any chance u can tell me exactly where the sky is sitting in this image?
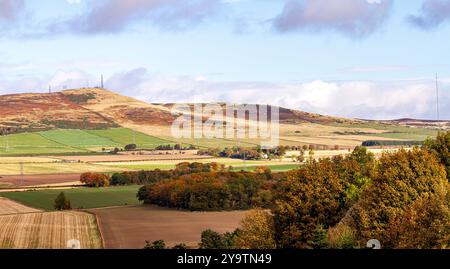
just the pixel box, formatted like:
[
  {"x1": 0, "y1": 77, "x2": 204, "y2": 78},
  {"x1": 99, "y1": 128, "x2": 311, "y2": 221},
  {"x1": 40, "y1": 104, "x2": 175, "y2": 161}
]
[{"x1": 0, "y1": 0, "x2": 449, "y2": 120}]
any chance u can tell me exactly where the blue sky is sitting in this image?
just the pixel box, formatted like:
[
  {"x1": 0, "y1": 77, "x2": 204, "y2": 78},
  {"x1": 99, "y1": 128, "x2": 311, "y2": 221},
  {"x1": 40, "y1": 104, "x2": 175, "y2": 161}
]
[{"x1": 0, "y1": 0, "x2": 449, "y2": 120}]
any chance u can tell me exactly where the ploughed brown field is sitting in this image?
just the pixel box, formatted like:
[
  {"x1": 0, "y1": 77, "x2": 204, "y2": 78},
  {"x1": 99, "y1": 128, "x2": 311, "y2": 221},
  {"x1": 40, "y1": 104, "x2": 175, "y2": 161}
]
[
  {"x1": 0, "y1": 173, "x2": 81, "y2": 187},
  {"x1": 89, "y1": 205, "x2": 248, "y2": 249}
]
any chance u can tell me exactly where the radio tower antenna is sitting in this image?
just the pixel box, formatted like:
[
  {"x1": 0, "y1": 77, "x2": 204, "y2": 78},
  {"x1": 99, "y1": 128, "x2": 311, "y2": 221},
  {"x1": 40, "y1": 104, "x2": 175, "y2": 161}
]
[
  {"x1": 436, "y1": 73, "x2": 440, "y2": 121},
  {"x1": 101, "y1": 75, "x2": 104, "y2": 89}
]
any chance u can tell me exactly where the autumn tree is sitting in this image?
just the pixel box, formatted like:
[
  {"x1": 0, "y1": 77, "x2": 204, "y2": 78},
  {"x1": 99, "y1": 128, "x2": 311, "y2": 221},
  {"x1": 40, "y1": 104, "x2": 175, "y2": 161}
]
[
  {"x1": 235, "y1": 209, "x2": 276, "y2": 249},
  {"x1": 424, "y1": 131, "x2": 450, "y2": 180},
  {"x1": 343, "y1": 148, "x2": 448, "y2": 249},
  {"x1": 272, "y1": 158, "x2": 346, "y2": 248},
  {"x1": 394, "y1": 194, "x2": 450, "y2": 249},
  {"x1": 80, "y1": 172, "x2": 110, "y2": 187}
]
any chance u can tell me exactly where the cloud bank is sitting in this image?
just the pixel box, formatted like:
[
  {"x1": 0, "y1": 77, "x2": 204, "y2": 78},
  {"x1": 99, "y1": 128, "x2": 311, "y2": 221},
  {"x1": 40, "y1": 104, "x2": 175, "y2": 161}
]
[
  {"x1": 0, "y1": 0, "x2": 24, "y2": 21},
  {"x1": 408, "y1": 0, "x2": 450, "y2": 29},
  {"x1": 0, "y1": 0, "x2": 24, "y2": 33},
  {"x1": 273, "y1": 0, "x2": 393, "y2": 37},
  {"x1": 49, "y1": 0, "x2": 223, "y2": 34}
]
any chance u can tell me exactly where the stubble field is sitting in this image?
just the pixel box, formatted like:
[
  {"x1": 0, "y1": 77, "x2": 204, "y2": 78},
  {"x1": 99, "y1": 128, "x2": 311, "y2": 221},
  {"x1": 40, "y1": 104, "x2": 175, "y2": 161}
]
[{"x1": 0, "y1": 211, "x2": 102, "y2": 249}]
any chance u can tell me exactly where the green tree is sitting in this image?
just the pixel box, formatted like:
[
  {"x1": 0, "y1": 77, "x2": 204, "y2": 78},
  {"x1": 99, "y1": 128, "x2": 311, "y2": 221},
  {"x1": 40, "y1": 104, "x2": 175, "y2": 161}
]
[
  {"x1": 111, "y1": 172, "x2": 132, "y2": 186},
  {"x1": 144, "y1": 240, "x2": 166, "y2": 249},
  {"x1": 54, "y1": 192, "x2": 72, "y2": 211},
  {"x1": 308, "y1": 225, "x2": 329, "y2": 249},
  {"x1": 199, "y1": 229, "x2": 239, "y2": 249},
  {"x1": 125, "y1": 144, "x2": 137, "y2": 151},
  {"x1": 172, "y1": 243, "x2": 188, "y2": 249},
  {"x1": 199, "y1": 229, "x2": 225, "y2": 249}
]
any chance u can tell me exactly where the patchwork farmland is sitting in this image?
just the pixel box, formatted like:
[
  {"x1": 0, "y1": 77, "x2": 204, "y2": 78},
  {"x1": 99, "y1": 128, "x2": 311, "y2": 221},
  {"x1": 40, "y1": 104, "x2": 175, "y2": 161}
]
[
  {"x1": 0, "y1": 88, "x2": 447, "y2": 249},
  {"x1": 0, "y1": 128, "x2": 176, "y2": 155},
  {"x1": 0, "y1": 185, "x2": 142, "y2": 211}
]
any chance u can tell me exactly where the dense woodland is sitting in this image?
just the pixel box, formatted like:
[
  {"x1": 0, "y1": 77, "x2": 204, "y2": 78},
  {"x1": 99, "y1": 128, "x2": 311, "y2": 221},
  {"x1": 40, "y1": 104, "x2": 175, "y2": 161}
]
[
  {"x1": 84, "y1": 131, "x2": 450, "y2": 249},
  {"x1": 193, "y1": 132, "x2": 450, "y2": 249}
]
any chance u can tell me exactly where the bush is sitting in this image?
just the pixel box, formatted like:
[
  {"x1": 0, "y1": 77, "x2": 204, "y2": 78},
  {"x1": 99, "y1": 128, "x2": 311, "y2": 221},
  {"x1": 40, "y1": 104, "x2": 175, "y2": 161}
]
[
  {"x1": 111, "y1": 172, "x2": 132, "y2": 186},
  {"x1": 54, "y1": 192, "x2": 72, "y2": 211},
  {"x1": 172, "y1": 243, "x2": 188, "y2": 249},
  {"x1": 199, "y1": 229, "x2": 240, "y2": 249},
  {"x1": 327, "y1": 224, "x2": 358, "y2": 249},
  {"x1": 144, "y1": 240, "x2": 166, "y2": 249},
  {"x1": 125, "y1": 144, "x2": 137, "y2": 151},
  {"x1": 80, "y1": 172, "x2": 110, "y2": 187}
]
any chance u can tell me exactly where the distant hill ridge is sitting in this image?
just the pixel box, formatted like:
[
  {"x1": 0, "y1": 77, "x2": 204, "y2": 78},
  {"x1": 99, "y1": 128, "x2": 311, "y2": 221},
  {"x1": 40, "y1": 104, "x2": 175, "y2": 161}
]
[{"x1": 0, "y1": 88, "x2": 447, "y2": 135}]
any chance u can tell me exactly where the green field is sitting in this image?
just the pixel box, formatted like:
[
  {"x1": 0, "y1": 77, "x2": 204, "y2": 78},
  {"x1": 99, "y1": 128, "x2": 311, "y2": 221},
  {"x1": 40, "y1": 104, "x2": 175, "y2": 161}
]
[
  {"x1": 0, "y1": 185, "x2": 142, "y2": 210},
  {"x1": 87, "y1": 128, "x2": 173, "y2": 148},
  {"x1": 0, "y1": 133, "x2": 85, "y2": 155},
  {"x1": 334, "y1": 123, "x2": 439, "y2": 141},
  {"x1": 0, "y1": 128, "x2": 179, "y2": 155},
  {"x1": 40, "y1": 129, "x2": 120, "y2": 149}
]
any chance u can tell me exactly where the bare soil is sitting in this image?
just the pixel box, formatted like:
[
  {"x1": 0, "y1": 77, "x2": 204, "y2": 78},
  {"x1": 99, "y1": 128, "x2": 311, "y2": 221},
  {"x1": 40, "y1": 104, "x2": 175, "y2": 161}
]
[
  {"x1": 89, "y1": 205, "x2": 248, "y2": 249},
  {"x1": 0, "y1": 173, "x2": 81, "y2": 187}
]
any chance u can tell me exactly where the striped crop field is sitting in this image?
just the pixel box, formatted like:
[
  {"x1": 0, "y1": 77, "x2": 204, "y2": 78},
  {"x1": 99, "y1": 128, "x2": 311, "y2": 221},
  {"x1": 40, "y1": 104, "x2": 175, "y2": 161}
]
[{"x1": 0, "y1": 211, "x2": 102, "y2": 249}]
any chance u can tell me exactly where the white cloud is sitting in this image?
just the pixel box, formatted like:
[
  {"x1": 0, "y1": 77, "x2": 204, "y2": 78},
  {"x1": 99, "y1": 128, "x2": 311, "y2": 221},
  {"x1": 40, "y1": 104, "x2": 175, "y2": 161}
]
[
  {"x1": 1, "y1": 68, "x2": 448, "y2": 120},
  {"x1": 49, "y1": 0, "x2": 224, "y2": 34},
  {"x1": 104, "y1": 68, "x2": 449, "y2": 120},
  {"x1": 273, "y1": 0, "x2": 393, "y2": 38},
  {"x1": 66, "y1": 0, "x2": 81, "y2": 4}
]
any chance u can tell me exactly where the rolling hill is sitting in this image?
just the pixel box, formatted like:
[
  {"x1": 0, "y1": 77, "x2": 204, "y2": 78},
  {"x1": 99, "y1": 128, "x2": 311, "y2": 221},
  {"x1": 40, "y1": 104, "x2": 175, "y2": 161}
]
[{"x1": 0, "y1": 87, "x2": 448, "y2": 153}]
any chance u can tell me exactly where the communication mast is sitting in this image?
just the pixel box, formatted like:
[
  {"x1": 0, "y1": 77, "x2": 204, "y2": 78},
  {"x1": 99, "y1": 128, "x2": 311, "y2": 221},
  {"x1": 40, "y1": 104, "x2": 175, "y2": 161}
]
[
  {"x1": 101, "y1": 75, "x2": 104, "y2": 89},
  {"x1": 436, "y1": 73, "x2": 440, "y2": 121}
]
